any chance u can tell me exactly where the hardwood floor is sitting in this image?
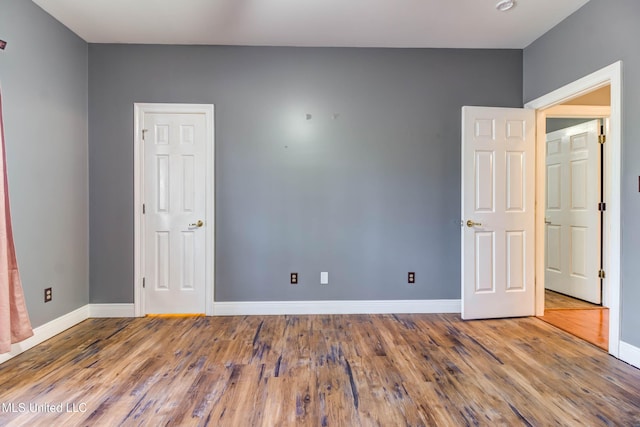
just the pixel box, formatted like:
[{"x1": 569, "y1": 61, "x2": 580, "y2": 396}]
[
  {"x1": 1, "y1": 314, "x2": 639, "y2": 426},
  {"x1": 539, "y1": 308, "x2": 609, "y2": 351},
  {"x1": 540, "y1": 290, "x2": 609, "y2": 350},
  {"x1": 544, "y1": 289, "x2": 601, "y2": 310}
]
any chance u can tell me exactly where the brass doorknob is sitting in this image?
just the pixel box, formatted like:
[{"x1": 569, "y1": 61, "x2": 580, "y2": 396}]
[
  {"x1": 189, "y1": 220, "x2": 204, "y2": 228},
  {"x1": 466, "y1": 220, "x2": 482, "y2": 228}
]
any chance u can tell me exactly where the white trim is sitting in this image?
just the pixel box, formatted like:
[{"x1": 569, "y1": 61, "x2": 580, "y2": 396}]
[
  {"x1": 543, "y1": 105, "x2": 611, "y2": 118},
  {"x1": 0, "y1": 305, "x2": 89, "y2": 364},
  {"x1": 619, "y1": 341, "x2": 640, "y2": 369},
  {"x1": 212, "y1": 299, "x2": 461, "y2": 316},
  {"x1": 134, "y1": 104, "x2": 142, "y2": 317},
  {"x1": 133, "y1": 103, "x2": 215, "y2": 317},
  {"x1": 89, "y1": 303, "x2": 135, "y2": 318},
  {"x1": 526, "y1": 61, "x2": 622, "y2": 358}
]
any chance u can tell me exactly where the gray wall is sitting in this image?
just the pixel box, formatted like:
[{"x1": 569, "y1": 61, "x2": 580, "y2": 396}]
[
  {"x1": 0, "y1": 0, "x2": 89, "y2": 327},
  {"x1": 546, "y1": 118, "x2": 593, "y2": 134},
  {"x1": 89, "y1": 46, "x2": 522, "y2": 302},
  {"x1": 524, "y1": 0, "x2": 640, "y2": 346}
]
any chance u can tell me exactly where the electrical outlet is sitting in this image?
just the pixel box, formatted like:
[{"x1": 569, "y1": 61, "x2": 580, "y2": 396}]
[
  {"x1": 408, "y1": 272, "x2": 415, "y2": 284},
  {"x1": 290, "y1": 273, "x2": 298, "y2": 285},
  {"x1": 44, "y1": 287, "x2": 52, "y2": 303}
]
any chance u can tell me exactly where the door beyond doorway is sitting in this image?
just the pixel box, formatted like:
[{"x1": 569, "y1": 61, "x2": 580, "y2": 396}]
[{"x1": 544, "y1": 120, "x2": 602, "y2": 304}]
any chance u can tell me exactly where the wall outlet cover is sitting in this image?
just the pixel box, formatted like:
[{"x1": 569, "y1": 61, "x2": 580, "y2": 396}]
[{"x1": 290, "y1": 273, "x2": 298, "y2": 285}]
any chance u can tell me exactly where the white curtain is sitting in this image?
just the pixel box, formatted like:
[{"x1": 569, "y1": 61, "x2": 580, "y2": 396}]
[{"x1": 0, "y1": 87, "x2": 33, "y2": 354}]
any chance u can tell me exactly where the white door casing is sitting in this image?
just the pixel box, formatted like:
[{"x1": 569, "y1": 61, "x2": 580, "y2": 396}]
[
  {"x1": 545, "y1": 120, "x2": 601, "y2": 304},
  {"x1": 134, "y1": 104, "x2": 215, "y2": 316},
  {"x1": 461, "y1": 106, "x2": 536, "y2": 320}
]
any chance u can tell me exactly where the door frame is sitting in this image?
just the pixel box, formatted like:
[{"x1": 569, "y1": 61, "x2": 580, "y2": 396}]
[
  {"x1": 133, "y1": 103, "x2": 215, "y2": 316},
  {"x1": 526, "y1": 61, "x2": 621, "y2": 357}
]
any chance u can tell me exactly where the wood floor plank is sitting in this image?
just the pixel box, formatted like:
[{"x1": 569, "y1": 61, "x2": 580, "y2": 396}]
[
  {"x1": 540, "y1": 308, "x2": 609, "y2": 350},
  {"x1": 0, "y1": 314, "x2": 639, "y2": 426},
  {"x1": 544, "y1": 289, "x2": 601, "y2": 309}
]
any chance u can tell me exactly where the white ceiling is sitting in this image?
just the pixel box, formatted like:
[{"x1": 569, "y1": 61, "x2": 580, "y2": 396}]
[{"x1": 32, "y1": 0, "x2": 590, "y2": 49}]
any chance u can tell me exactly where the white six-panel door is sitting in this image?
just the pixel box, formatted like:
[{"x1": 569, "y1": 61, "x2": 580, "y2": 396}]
[
  {"x1": 142, "y1": 110, "x2": 209, "y2": 314},
  {"x1": 461, "y1": 107, "x2": 535, "y2": 320},
  {"x1": 545, "y1": 120, "x2": 601, "y2": 304}
]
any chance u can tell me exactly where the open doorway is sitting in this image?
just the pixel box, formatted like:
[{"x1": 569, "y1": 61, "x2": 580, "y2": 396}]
[
  {"x1": 526, "y1": 62, "x2": 621, "y2": 357},
  {"x1": 537, "y1": 86, "x2": 610, "y2": 349}
]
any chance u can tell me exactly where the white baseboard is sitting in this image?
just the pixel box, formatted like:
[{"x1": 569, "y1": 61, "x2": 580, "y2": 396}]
[
  {"x1": 0, "y1": 305, "x2": 89, "y2": 364},
  {"x1": 212, "y1": 299, "x2": 461, "y2": 316},
  {"x1": 619, "y1": 341, "x2": 640, "y2": 369},
  {"x1": 89, "y1": 303, "x2": 135, "y2": 318}
]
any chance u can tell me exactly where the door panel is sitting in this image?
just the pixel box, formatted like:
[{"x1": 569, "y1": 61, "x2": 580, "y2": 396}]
[
  {"x1": 475, "y1": 231, "x2": 495, "y2": 293},
  {"x1": 461, "y1": 106, "x2": 535, "y2": 320},
  {"x1": 506, "y1": 231, "x2": 525, "y2": 290},
  {"x1": 506, "y1": 152, "x2": 524, "y2": 211},
  {"x1": 475, "y1": 151, "x2": 494, "y2": 211},
  {"x1": 544, "y1": 120, "x2": 601, "y2": 304}
]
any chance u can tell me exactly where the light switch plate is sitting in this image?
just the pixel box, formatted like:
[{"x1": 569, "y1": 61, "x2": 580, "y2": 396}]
[{"x1": 320, "y1": 272, "x2": 329, "y2": 285}]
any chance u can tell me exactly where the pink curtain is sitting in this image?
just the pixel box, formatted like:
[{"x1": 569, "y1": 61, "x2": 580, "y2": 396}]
[{"x1": 0, "y1": 88, "x2": 33, "y2": 354}]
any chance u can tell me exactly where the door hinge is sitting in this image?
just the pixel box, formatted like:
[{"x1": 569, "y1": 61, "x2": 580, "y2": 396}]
[
  {"x1": 598, "y1": 134, "x2": 606, "y2": 144},
  {"x1": 142, "y1": 129, "x2": 148, "y2": 141},
  {"x1": 598, "y1": 269, "x2": 606, "y2": 279},
  {"x1": 142, "y1": 203, "x2": 146, "y2": 214},
  {"x1": 142, "y1": 277, "x2": 146, "y2": 288},
  {"x1": 598, "y1": 202, "x2": 606, "y2": 211}
]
